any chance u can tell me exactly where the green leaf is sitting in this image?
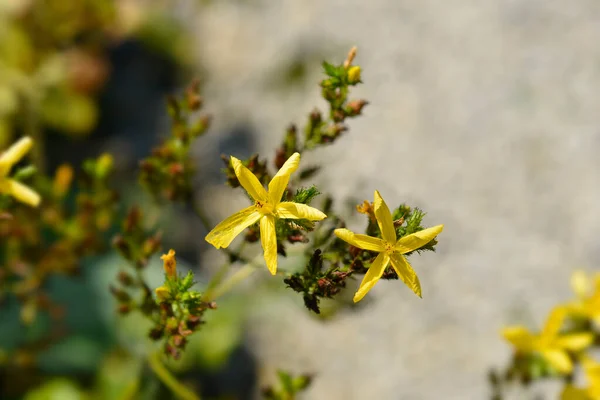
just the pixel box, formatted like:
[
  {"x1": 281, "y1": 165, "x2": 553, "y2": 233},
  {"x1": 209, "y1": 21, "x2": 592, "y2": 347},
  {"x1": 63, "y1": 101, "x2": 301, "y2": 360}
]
[{"x1": 321, "y1": 61, "x2": 340, "y2": 77}]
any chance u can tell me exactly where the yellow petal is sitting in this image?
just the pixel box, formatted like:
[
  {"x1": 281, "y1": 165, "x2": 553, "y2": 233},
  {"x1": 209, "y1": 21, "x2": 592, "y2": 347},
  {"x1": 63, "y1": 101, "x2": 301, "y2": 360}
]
[
  {"x1": 373, "y1": 190, "x2": 396, "y2": 243},
  {"x1": 230, "y1": 156, "x2": 268, "y2": 201},
  {"x1": 333, "y1": 228, "x2": 385, "y2": 252},
  {"x1": 353, "y1": 252, "x2": 390, "y2": 303},
  {"x1": 560, "y1": 385, "x2": 588, "y2": 400},
  {"x1": 260, "y1": 215, "x2": 277, "y2": 275},
  {"x1": 276, "y1": 202, "x2": 327, "y2": 221},
  {"x1": 389, "y1": 253, "x2": 422, "y2": 298},
  {"x1": 0, "y1": 136, "x2": 33, "y2": 175},
  {"x1": 205, "y1": 205, "x2": 261, "y2": 249},
  {"x1": 540, "y1": 349, "x2": 573, "y2": 374},
  {"x1": 0, "y1": 179, "x2": 41, "y2": 207},
  {"x1": 501, "y1": 326, "x2": 534, "y2": 351},
  {"x1": 555, "y1": 333, "x2": 594, "y2": 351},
  {"x1": 268, "y1": 152, "x2": 300, "y2": 205},
  {"x1": 395, "y1": 225, "x2": 444, "y2": 254},
  {"x1": 542, "y1": 306, "x2": 568, "y2": 339},
  {"x1": 571, "y1": 270, "x2": 590, "y2": 299}
]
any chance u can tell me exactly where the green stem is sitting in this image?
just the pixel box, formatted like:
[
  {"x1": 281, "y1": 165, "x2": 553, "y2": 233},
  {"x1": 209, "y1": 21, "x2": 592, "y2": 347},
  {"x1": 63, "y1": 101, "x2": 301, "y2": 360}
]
[
  {"x1": 148, "y1": 351, "x2": 200, "y2": 400},
  {"x1": 24, "y1": 100, "x2": 45, "y2": 174},
  {"x1": 202, "y1": 254, "x2": 263, "y2": 301}
]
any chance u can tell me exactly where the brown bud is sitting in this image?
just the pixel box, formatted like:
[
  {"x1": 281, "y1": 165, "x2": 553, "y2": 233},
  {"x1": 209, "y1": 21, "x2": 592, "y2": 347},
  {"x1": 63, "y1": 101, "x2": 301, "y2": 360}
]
[
  {"x1": 117, "y1": 271, "x2": 135, "y2": 286},
  {"x1": 345, "y1": 99, "x2": 368, "y2": 117},
  {"x1": 149, "y1": 327, "x2": 164, "y2": 340},
  {"x1": 274, "y1": 147, "x2": 287, "y2": 170}
]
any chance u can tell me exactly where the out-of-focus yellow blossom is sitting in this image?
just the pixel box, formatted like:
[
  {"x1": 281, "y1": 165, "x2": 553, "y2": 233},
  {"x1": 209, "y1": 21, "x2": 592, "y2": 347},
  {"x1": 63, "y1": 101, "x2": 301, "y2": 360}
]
[
  {"x1": 567, "y1": 270, "x2": 600, "y2": 324},
  {"x1": 334, "y1": 190, "x2": 443, "y2": 303},
  {"x1": 502, "y1": 306, "x2": 594, "y2": 374},
  {"x1": 561, "y1": 356, "x2": 600, "y2": 400},
  {"x1": 0, "y1": 136, "x2": 40, "y2": 207},
  {"x1": 160, "y1": 249, "x2": 177, "y2": 278},
  {"x1": 53, "y1": 164, "x2": 74, "y2": 197},
  {"x1": 205, "y1": 152, "x2": 327, "y2": 275}
]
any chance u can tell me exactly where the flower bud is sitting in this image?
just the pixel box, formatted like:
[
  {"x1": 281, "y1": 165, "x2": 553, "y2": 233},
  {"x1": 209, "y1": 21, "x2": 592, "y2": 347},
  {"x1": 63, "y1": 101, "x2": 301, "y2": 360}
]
[
  {"x1": 347, "y1": 66, "x2": 361, "y2": 84},
  {"x1": 160, "y1": 249, "x2": 177, "y2": 278},
  {"x1": 155, "y1": 286, "x2": 170, "y2": 302}
]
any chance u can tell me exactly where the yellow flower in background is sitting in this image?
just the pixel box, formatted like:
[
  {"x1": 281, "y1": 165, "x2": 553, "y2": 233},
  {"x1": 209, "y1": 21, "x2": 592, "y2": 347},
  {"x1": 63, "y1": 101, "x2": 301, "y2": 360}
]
[
  {"x1": 334, "y1": 190, "x2": 443, "y2": 303},
  {"x1": 205, "y1": 152, "x2": 327, "y2": 275},
  {"x1": 567, "y1": 270, "x2": 600, "y2": 324},
  {"x1": 0, "y1": 136, "x2": 40, "y2": 207},
  {"x1": 561, "y1": 356, "x2": 600, "y2": 400},
  {"x1": 502, "y1": 306, "x2": 594, "y2": 374},
  {"x1": 160, "y1": 249, "x2": 177, "y2": 278}
]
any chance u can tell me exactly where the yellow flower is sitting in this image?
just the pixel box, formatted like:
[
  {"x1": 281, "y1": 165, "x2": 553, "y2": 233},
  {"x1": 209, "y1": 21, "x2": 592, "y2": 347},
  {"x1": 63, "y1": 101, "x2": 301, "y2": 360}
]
[
  {"x1": 334, "y1": 190, "x2": 443, "y2": 302},
  {"x1": 0, "y1": 136, "x2": 40, "y2": 207},
  {"x1": 561, "y1": 356, "x2": 600, "y2": 400},
  {"x1": 567, "y1": 270, "x2": 600, "y2": 324},
  {"x1": 160, "y1": 249, "x2": 177, "y2": 278},
  {"x1": 205, "y1": 152, "x2": 327, "y2": 275},
  {"x1": 502, "y1": 306, "x2": 594, "y2": 374}
]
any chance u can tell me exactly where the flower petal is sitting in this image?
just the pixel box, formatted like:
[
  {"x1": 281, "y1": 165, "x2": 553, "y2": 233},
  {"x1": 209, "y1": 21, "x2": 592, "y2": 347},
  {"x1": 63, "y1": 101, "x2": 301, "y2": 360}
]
[
  {"x1": 389, "y1": 253, "x2": 422, "y2": 298},
  {"x1": 353, "y1": 252, "x2": 390, "y2": 303},
  {"x1": 555, "y1": 333, "x2": 594, "y2": 351},
  {"x1": 571, "y1": 270, "x2": 590, "y2": 299},
  {"x1": 373, "y1": 190, "x2": 396, "y2": 243},
  {"x1": 501, "y1": 326, "x2": 534, "y2": 351},
  {"x1": 0, "y1": 136, "x2": 33, "y2": 175},
  {"x1": 0, "y1": 179, "x2": 40, "y2": 207},
  {"x1": 205, "y1": 205, "x2": 261, "y2": 249},
  {"x1": 333, "y1": 228, "x2": 385, "y2": 252},
  {"x1": 276, "y1": 202, "x2": 327, "y2": 221},
  {"x1": 540, "y1": 349, "x2": 573, "y2": 374},
  {"x1": 260, "y1": 215, "x2": 277, "y2": 275},
  {"x1": 230, "y1": 156, "x2": 268, "y2": 201},
  {"x1": 559, "y1": 385, "x2": 588, "y2": 400},
  {"x1": 542, "y1": 306, "x2": 568, "y2": 339},
  {"x1": 395, "y1": 225, "x2": 444, "y2": 254},
  {"x1": 268, "y1": 152, "x2": 300, "y2": 205}
]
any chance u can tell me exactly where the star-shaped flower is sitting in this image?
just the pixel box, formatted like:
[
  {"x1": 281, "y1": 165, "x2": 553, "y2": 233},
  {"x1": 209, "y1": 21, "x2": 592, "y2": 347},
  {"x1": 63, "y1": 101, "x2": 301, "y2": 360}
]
[
  {"x1": 0, "y1": 136, "x2": 40, "y2": 207},
  {"x1": 502, "y1": 306, "x2": 594, "y2": 374},
  {"x1": 205, "y1": 152, "x2": 327, "y2": 275},
  {"x1": 334, "y1": 190, "x2": 443, "y2": 302}
]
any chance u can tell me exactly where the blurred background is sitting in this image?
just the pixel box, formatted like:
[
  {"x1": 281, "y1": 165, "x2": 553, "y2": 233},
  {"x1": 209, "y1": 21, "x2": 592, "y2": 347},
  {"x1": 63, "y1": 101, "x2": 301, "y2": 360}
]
[{"x1": 2, "y1": 0, "x2": 600, "y2": 399}]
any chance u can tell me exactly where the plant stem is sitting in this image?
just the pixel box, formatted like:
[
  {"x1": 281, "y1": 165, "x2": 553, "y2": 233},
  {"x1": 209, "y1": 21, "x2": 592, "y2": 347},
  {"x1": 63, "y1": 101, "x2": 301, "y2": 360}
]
[
  {"x1": 148, "y1": 351, "x2": 200, "y2": 400},
  {"x1": 202, "y1": 254, "x2": 263, "y2": 301}
]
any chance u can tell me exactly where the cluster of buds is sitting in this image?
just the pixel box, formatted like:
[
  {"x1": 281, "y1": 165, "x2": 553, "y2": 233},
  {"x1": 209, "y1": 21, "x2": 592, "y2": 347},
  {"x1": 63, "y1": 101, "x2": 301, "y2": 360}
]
[
  {"x1": 139, "y1": 79, "x2": 211, "y2": 202},
  {"x1": 261, "y1": 370, "x2": 312, "y2": 400},
  {"x1": 284, "y1": 250, "x2": 351, "y2": 314},
  {"x1": 151, "y1": 250, "x2": 216, "y2": 359},
  {"x1": 112, "y1": 206, "x2": 162, "y2": 270},
  {"x1": 305, "y1": 47, "x2": 367, "y2": 149},
  {"x1": 111, "y1": 207, "x2": 162, "y2": 316},
  {"x1": 2, "y1": 154, "x2": 119, "y2": 326},
  {"x1": 274, "y1": 47, "x2": 368, "y2": 166}
]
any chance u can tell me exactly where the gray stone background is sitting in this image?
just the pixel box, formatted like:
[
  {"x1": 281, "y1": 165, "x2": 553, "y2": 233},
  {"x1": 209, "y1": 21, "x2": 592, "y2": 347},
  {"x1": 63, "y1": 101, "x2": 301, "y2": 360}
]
[{"x1": 180, "y1": 1, "x2": 600, "y2": 399}]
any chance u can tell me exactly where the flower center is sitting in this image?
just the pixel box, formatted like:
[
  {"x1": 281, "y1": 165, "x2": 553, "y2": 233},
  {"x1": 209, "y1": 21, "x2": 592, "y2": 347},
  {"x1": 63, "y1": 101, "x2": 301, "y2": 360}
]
[
  {"x1": 255, "y1": 200, "x2": 274, "y2": 215},
  {"x1": 384, "y1": 242, "x2": 395, "y2": 254}
]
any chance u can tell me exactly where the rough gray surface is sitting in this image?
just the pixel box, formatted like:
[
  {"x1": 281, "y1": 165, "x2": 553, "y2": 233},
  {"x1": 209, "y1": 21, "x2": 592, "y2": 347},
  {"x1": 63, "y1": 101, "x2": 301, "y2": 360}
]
[{"x1": 190, "y1": 1, "x2": 600, "y2": 398}]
